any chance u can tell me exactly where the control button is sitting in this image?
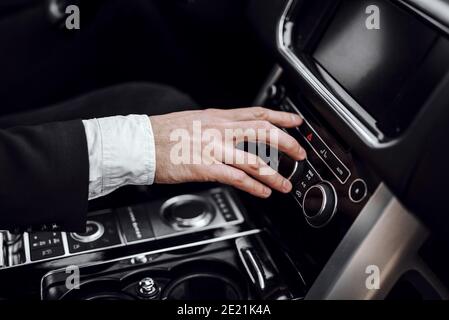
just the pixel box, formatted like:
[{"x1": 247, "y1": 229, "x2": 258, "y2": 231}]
[
  {"x1": 303, "y1": 186, "x2": 326, "y2": 218},
  {"x1": 302, "y1": 182, "x2": 337, "y2": 228},
  {"x1": 161, "y1": 195, "x2": 215, "y2": 229},
  {"x1": 297, "y1": 120, "x2": 314, "y2": 140},
  {"x1": 70, "y1": 220, "x2": 104, "y2": 243},
  {"x1": 29, "y1": 232, "x2": 63, "y2": 250},
  {"x1": 212, "y1": 192, "x2": 237, "y2": 222},
  {"x1": 325, "y1": 152, "x2": 351, "y2": 183},
  {"x1": 118, "y1": 206, "x2": 155, "y2": 243},
  {"x1": 291, "y1": 161, "x2": 322, "y2": 206},
  {"x1": 292, "y1": 188, "x2": 305, "y2": 205},
  {"x1": 298, "y1": 120, "x2": 351, "y2": 184},
  {"x1": 349, "y1": 179, "x2": 368, "y2": 203},
  {"x1": 67, "y1": 214, "x2": 122, "y2": 254},
  {"x1": 30, "y1": 244, "x2": 64, "y2": 261}
]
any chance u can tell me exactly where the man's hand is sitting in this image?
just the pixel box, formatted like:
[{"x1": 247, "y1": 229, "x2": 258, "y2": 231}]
[{"x1": 150, "y1": 107, "x2": 306, "y2": 198}]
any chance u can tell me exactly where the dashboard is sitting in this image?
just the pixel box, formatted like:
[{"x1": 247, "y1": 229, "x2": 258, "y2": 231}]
[
  {"x1": 1, "y1": 0, "x2": 449, "y2": 301},
  {"x1": 251, "y1": 0, "x2": 449, "y2": 239}
]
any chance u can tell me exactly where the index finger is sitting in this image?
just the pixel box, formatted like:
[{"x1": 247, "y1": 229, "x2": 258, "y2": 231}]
[{"x1": 215, "y1": 107, "x2": 303, "y2": 128}]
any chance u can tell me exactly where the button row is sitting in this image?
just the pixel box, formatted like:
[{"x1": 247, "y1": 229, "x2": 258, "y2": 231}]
[
  {"x1": 292, "y1": 161, "x2": 322, "y2": 206},
  {"x1": 297, "y1": 119, "x2": 351, "y2": 184},
  {"x1": 211, "y1": 192, "x2": 237, "y2": 222},
  {"x1": 29, "y1": 232, "x2": 64, "y2": 261}
]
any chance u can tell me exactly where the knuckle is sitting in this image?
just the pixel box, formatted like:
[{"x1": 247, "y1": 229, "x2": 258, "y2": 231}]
[
  {"x1": 252, "y1": 107, "x2": 268, "y2": 120},
  {"x1": 247, "y1": 160, "x2": 260, "y2": 172},
  {"x1": 231, "y1": 170, "x2": 248, "y2": 185},
  {"x1": 274, "y1": 174, "x2": 285, "y2": 188},
  {"x1": 257, "y1": 120, "x2": 272, "y2": 130}
]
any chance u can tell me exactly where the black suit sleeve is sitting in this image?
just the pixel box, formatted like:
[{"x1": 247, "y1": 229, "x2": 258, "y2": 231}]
[{"x1": 0, "y1": 120, "x2": 89, "y2": 232}]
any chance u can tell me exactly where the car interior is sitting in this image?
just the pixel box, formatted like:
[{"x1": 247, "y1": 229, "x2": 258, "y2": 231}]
[{"x1": 1, "y1": 0, "x2": 449, "y2": 300}]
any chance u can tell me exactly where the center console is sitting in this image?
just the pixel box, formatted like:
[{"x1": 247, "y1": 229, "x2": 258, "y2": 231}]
[
  {"x1": 1, "y1": 188, "x2": 243, "y2": 267},
  {"x1": 0, "y1": 187, "x2": 306, "y2": 300},
  {"x1": 40, "y1": 232, "x2": 301, "y2": 300}
]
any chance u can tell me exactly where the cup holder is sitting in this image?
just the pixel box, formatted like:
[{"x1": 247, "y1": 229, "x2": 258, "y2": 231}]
[
  {"x1": 162, "y1": 260, "x2": 248, "y2": 300},
  {"x1": 58, "y1": 260, "x2": 248, "y2": 300},
  {"x1": 162, "y1": 272, "x2": 244, "y2": 300},
  {"x1": 61, "y1": 279, "x2": 135, "y2": 300}
]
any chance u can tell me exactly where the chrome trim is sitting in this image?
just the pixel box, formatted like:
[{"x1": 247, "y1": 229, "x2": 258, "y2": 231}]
[
  {"x1": 61, "y1": 232, "x2": 70, "y2": 258},
  {"x1": 398, "y1": 0, "x2": 449, "y2": 34},
  {"x1": 41, "y1": 229, "x2": 262, "y2": 300},
  {"x1": 160, "y1": 195, "x2": 215, "y2": 230},
  {"x1": 302, "y1": 185, "x2": 327, "y2": 219},
  {"x1": 302, "y1": 181, "x2": 338, "y2": 229},
  {"x1": 286, "y1": 160, "x2": 299, "y2": 181},
  {"x1": 0, "y1": 232, "x2": 4, "y2": 268},
  {"x1": 70, "y1": 221, "x2": 105, "y2": 243},
  {"x1": 285, "y1": 98, "x2": 352, "y2": 184},
  {"x1": 23, "y1": 232, "x2": 31, "y2": 264},
  {"x1": 236, "y1": 237, "x2": 266, "y2": 290},
  {"x1": 348, "y1": 179, "x2": 368, "y2": 204},
  {"x1": 306, "y1": 184, "x2": 448, "y2": 300},
  {"x1": 277, "y1": 0, "x2": 395, "y2": 148},
  {"x1": 244, "y1": 249, "x2": 266, "y2": 290},
  {"x1": 63, "y1": 242, "x2": 125, "y2": 259}
]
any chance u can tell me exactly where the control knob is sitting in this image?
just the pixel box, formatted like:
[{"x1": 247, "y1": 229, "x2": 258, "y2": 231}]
[
  {"x1": 137, "y1": 277, "x2": 160, "y2": 299},
  {"x1": 277, "y1": 153, "x2": 305, "y2": 185},
  {"x1": 302, "y1": 182, "x2": 337, "y2": 228}
]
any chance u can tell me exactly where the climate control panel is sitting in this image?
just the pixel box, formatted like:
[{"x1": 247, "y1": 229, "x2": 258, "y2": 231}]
[{"x1": 265, "y1": 80, "x2": 376, "y2": 228}]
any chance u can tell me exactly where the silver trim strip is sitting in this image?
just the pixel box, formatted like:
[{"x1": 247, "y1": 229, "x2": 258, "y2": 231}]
[
  {"x1": 23, "y1": 232, "x2": 31, "y2": 263},
  {"x1": 244, "y1": 249, "x2": 266, "y2": 290},
  {"x1": 302, "y1": 185, "x2": 327, "y2": 219},
  {"x1": 399, "y1": 0, "x2": 449, "y2": 34},
  {"x1": 0, "y1": 232, "x2": 4, "y2": 268},
  {"x1": 287, "y1": 160, "x2": 299, "y2": 181},
  {"x1": 306, "y1": 184, "x2": 448, "y2": 299},
  {"x1": 277, "y1": 0, "x2": 395, "y2": 148}
]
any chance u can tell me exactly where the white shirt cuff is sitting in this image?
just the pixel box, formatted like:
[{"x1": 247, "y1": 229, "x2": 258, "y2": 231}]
[{"x1": 82, "y1": 115, "x2": 156, "y2": 200}]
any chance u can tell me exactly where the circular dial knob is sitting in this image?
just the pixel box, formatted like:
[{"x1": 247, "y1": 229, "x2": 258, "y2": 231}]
[
  {"x1": 70, "y1": 220, "x2": 104, "y2": 243},
  {"x1": 161, "y1": 195, "x2": 215, "y2": 230},
  {"x1": 302, "y1": 182, "x2": 337, "y2": 228},
  {"x1": 277, "y1": 153, "x2": 305, "y2": 185}
]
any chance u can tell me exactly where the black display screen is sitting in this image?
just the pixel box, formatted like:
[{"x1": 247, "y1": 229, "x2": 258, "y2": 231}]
[{"x1": 313, "y1": 0, "x2": 444, "y2": 137}]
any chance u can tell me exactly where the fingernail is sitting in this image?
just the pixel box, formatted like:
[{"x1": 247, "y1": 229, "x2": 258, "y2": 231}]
[
  {"x1": 298, "y1": 146, "x2": 307, "y2": 160},
  {"x1": 282, "y1": 179, "x2": 292, "y2": 193},
  {"x1": 263, "y1": 188, "x2": 272, "y2": 198},
  {"x1": 291, "y1": 114, "x2": 302, "y2": 124}
]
